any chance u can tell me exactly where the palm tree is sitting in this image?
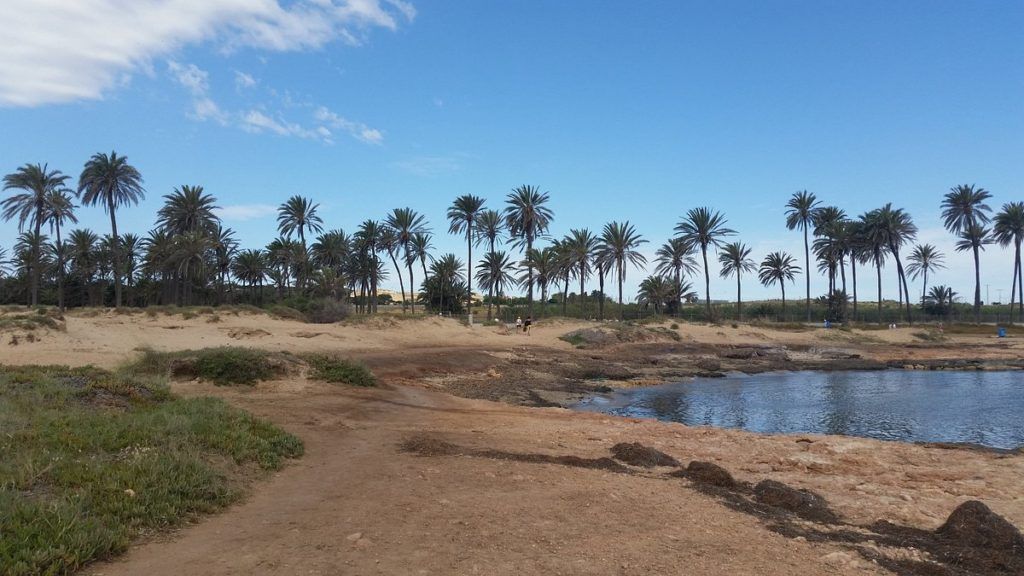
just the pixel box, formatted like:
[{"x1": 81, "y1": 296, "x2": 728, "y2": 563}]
[
  {"x1": 380, "y1": 227, "x2": 407, "y2": 309},
  {"x1": 718, "y1": 242, "x2": 756, "y2": 320},
  {"x1": 475, "y1": 209, "x2": 504, "y2": 255},
  {"x1": 410, "y1": 232, "x2": 434, "y2": 282},
  {"x1": 598, "y1": 221, "x2": 647, "y2": 319},
  {"x1": 993, "y1": 202, "x2": 1024, "y2": 323},
  {"x1": 277, "y1": 195, "x2": 323, "y2": 290},
  {"x1": 43, "y1": 188, "x2": 78, "y2": 310},
  {"x1": 157, "y1": 185, "x2": 219, "y2": 235},
  {"x1": 941, "y1": 184, "x2": 992, "y2": 322},
  {"x1": 14, "y1": 231, "x2": 51, "y2": 302},
  {"x1": 448, "y1": 195, "x2": 486, "y2": 319},
  {"x1": 69, "y1": 228, "x2": 100, "y2": 306},
  {"x1": 354, "y1": 220, "x2": 385, "y2": 313},
  {"x1": 637, "y1": 275, "x2": 673, "y2": 314},
  {"x1": 3, "y1": 163, "x2": 70, "y2": 305},
  {"x1": 522, "y1": 246, "x2": 556, "y2": 319},
  {"x1": 654, "y1": 237, "x2": 698, "y2": 313},
  {"x1": 955, "y1": 224, "x2": 993, "y2": 318},
  {"x1": 476, "y1": 251, "x2": 517, "y2": 319},
  {"x1": 232, "y1": 249, "x2": 268, "y2": 304},
  {"x1": 875, "y1": 204, "x2": 918, "y2": 324},
  {"x1": 564, "y1": 228, "x2": 598, "y2": 317},
  {"x1": 173, "y1": 231, "x2": 213, "y2": 305},
  {"x1": 121, "y1": 233, "x2": 142, "y2": 305},
  {"x1": 386, "y1": 207, "x2": 428, "y2": 313},
  {"x1": 675, "y1": 207, "x2": 735, "y2": 317},
  {"x1": 905, "y1": 244, "x2": 945, "y2": 306},
  {"x1": 785, "y1": 190, "x2": 821, "y2": 321},
  {"x1": 211, "y1": 225, "x2": 237, "y2": 304},
  {"x1": 504, "y1": 185, "x2": 554, "y2": 315},
  {"x1": 813, "y1": 206, "x2": 849, "y2": 296},
  {"x1": 77, "y1": 151, "x2": 145, "y2": 307},
  {"x1": 758, "y1": 251, "x2": 800, "y2": 318}
]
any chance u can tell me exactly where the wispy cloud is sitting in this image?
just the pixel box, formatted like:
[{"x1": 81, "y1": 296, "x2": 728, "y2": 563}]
[
  {"x1": 234, "y1": 71, "x2": 257, "y2": 90},
  {"x1": 0, "y1": 0, "x2": 415, "y2": 107},
  {"x1": 168, "y1": 61, "x2": 228, "y2": 124},
  {"x1": 314, "y1": 106, "x2": 383, "y2": 144},
  {"x1": 215, "y1": 203, "x2": 278, "y2": 222}
]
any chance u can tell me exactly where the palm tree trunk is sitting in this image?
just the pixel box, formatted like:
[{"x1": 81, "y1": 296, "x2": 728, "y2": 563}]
[
  {"x1": 617, "y1": 267, "x2": 624, "y2": 320},
  {"x1": 922, "y1": 268, "x2": 929, "y2": 308},
  {"x1": 407, "y1": 258, "x2": 416, "y2": 314},
  {"x1": 109, "y1": 207, "x2": 122, "y2": 308},
  {"x1": 781, "y1": 282, "x2": 786, "y2": 318},
  {"x1": 892, "y1": 247, "x2": 912, "y2": 325},
  {"x1": 466, "y1": 228, "x2": 473, "y2": 319},
  {"x1": 526, "y1": 236, "x2": 535, "y2": 316},
  {"x1": 851, "y1": 259, "x2": 858, "y2": 321},
  {"x1": 804, "y1": 228, "x2": 810, "y2": 322},
  {"x1": 388, "y1": 250, "x2": 406, "y2": 312},
  {"x1": 1017, "y1": 240, "x2": 1023, "y2": 323},
  {"x1": 701, "y1": 244, "x2": 711, "y2": 317},
  {"x1": 580, "y1": 270, "x2": 586, "y2": 319},
  {"x1": 876, "y1": 258, "x2": 883, "y2": 324},
  {"x1": 973, "y1": 245, "x2": 982, "y2": 323},
  {"x1": 562, "y1": 273, "x2": 569, "y2": 316},
  {"x1": 598, "y1": 267, "x2": 606, "y2": 321},
  {"x1": 736, "y1": 272, "x2": 741, "y2": 321},
  {"x1": 1008, "y1": 258, "x2": 1017, "y2": 325},
  {"x1": 56, "y1": 223, "x2": 65, "y2": 309}
]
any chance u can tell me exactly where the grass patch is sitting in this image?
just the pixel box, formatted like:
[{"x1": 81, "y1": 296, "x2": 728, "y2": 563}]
[
  {"x1": 941, "y1": 323, "x2": 1023, "y2": 336},
  {"x1": 126, "y1": 347, "x2": 285, "y2": 386},
  {"x1": 912, "y1": 330, "x2": 948, "y2": 342},
  {"x1": 267, "y1": 305, "x2": 307, "y2": 322},
  {"x1": 0, "y1": 365, "x2": 302, "y2": 575},
  {"x1": 304, "y1": 354, "x2": 376, "y2": 387},
  {"x1": 749, "y1": 321, "x2": 812, "y2": 332},
  {"x1": 559, "y1": 332, "x2": 587, "y2": 348},
  {"x1": 0, "y1": 310, "x2": 64, "y2": 332}
]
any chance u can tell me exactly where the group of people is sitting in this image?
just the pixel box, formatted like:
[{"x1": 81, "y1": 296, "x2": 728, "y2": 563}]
[{"x1": 515, "y1": 316, "x2": 533, "y2": 334}]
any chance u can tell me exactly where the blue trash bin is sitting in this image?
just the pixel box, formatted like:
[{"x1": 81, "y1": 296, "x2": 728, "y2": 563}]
[{"x1": 998, "y1": 327, "x2": 1007, "y2": 338}]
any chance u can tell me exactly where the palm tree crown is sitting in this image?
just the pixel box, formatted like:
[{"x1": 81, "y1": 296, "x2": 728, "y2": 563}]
[
  {"x1": 504, "y1": 185, "x2": 553, "y2": 312},
  {"x1": 675, "y1": 207, "x2": 735, "y2": 315}
]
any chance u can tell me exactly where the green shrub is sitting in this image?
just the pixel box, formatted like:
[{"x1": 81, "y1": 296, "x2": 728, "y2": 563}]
[
  {"x1": 670, "y1": 323, "x2": 679, "y2": 330},
  {"x1": 0, "y1": 366, "x2": 302, "y2": 575},
  {"x1": 304, "y1": 354, "x2": 376, "y2": 387},
  {"x1": 268, "y1": 305, "x2": 307, "y2": 322},
  {"x1": 306, "y1": 298, "x2": 350, "y2": 324},
  {"x1": 126, "y1": 347, "x2": 277, "y2": 386}
]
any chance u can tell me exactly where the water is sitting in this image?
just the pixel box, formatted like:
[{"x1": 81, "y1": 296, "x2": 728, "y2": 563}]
[{"x1": 572, "y1": 370, "x2": 1024, "y2": 450}]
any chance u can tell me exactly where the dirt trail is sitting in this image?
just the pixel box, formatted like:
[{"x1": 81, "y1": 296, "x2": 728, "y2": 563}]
[{"x1": 87, "y1": 381, "x2": 889, "y2": 576}]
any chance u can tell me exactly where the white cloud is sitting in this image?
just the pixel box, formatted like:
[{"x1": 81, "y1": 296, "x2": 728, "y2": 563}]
[
  {"x1": 234, "y1": 71, "x2": 257, "y2": 89},
  {"x1": 313, "y1": 106, "x2": 383, "y2": 144},
  {"x1": 0, "y1": 0, "x2": 415, "y2": 107},
  {"x1": 214, "y1": 203, "x2": 278, "y2": 221},
  {"x1": 168, "y1": 61, "x2": 228, "y2": 124}
]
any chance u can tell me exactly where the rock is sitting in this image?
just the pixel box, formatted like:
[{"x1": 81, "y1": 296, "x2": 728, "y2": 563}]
[
  {"x1": 753, "y1": 480, "x2": 838, "y2": 523},
  {"x1": 681, "y1": 461, "x2": 736, "y2": 488},
  {"x1": 609, "y1": 442, "x2": 680, "y2": 468},
  {"x1": 936, "y1": 500, "x2": 1024, "y2": 551},
  {"x1": 346, "y1": 532, "x2": 362, "y2": 542},
  {"x1": 820, "y1": 551, "x2": 854, "y2": 567}
]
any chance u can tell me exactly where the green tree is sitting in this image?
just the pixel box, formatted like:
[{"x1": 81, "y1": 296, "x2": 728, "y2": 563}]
[
  {"x1": 718, "y1": 242, "x2": 756, "y2": 320},
  {"x1": 941, "y1": 184, "x2": 992, "y2": 322},
  {"x1": 232, "y1": 249, "x2": 268, "y2": 304},
  {"x1": 3, "y1": 163, "x2": 70, "y2": 305},
  {"x1": 476, "y1": 251, "x2": 517, "y2": 319},
  {"x1": 675, "y1": 207, "x2": 735, "y2": 317},
  {"x1": 599, "y1": 221, "x2": 647, "y2": 319},
  {"x1": 654, "y1": 237, "x2": 698, "y2": 313},
  {"x1": 386, "y1": 207, "x2": 428, "y2": 313},
  {"x1": 993, "y1": 202, "x2": 1024, "y2": 322},
  {"x1": 448, "y1": 195, "x2": 486, "y2": 319},
  {"x1": 504, "y1": 185, "x2": 553, "y2": 315},
  {"x1": 77, "y1": 151, "x2": 145, "y2": 308},
  {"x1": 43, "y1": 188, "x2": 78, "y2": 310},
  {"x1": 758, "y1": 251, "x2": 800, "y2": 317},
  {"x1": 564, "y1": 228, "x2": 598, "y2": 317},
  {"x1": 785, "y1": 190, "x2": 821, "y2": 321},
  {"x1": 277, "y1": 195, "x2": 323, "y2": 290},
  {"x1": 905, "y1": 244, "x2": 945, "y2": 306}
]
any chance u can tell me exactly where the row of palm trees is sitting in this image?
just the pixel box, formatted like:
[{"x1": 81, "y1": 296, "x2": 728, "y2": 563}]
[{"x1": 3, "y1": 152, "x2": 1022, "y2": 323}]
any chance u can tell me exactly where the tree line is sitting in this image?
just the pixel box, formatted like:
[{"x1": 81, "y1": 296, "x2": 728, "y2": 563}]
[{"x1": 2, "y1": 152, "x2": 1022, "y2": 324}]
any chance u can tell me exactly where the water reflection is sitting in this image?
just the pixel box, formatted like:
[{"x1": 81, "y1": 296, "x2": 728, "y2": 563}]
[{"x1": 573, "y1": 370, "x2": 1024, "y2": 449}]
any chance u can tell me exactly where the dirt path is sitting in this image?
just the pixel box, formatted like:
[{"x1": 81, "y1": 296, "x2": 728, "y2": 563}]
[{"x1": 85, "y1": 381, "x2": 890, "y2": 576}]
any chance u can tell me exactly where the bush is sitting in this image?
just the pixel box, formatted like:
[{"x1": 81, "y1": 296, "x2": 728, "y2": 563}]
[
  {"x1": 0, "y1": 365, "x2": 302, "y2": 575},
  {"x1": 267, "y1": 305, "x2": 307, "y2": 322},
  {"x1": 304, "y1": 354, "x2": 376, "y2": 387},
  {"x1": 306, "y1": 298, "x2": 350, "y2": 324},
  {"x1": 127, "y1": 347, "x2": 277, "y2": 386}
]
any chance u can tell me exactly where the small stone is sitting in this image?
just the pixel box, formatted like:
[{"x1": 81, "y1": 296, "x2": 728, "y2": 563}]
[
  {"x1": 346, "y1": 532, "x2": 362, "y2": 542},
  {"x1": 124, "y1": 488, "x2": 136, "y2": 498}
]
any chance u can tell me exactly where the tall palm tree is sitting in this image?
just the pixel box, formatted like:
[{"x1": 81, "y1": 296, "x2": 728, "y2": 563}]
[
  {"x1": 504, "y1": 185, "x2": 554, "y2": 315},
  {"x1": 993, "y1": 202, "x2": 1024, "y2": 322},
  {"x1": 654, "y1": 237, "x2": 698, "y2": 313},
  {"x1": 475, "y1": 209, "x2": 504, "y2": 255},
  {"x1": 858, "y1": 210, "x2": 888, "y2": 323},
  {"x1": 675, "y1": 207, "x2": 735, "y2": 317},
  {"x1": 564, "y1": 228, "x2": 598, "y2": 317},
  {"x1": 522, "y1": 246, "x2": 556, "y2": 318},
  {"x1": 813, "y1": 206, "x2": 849, "y2": 296},
  {"x1": 354, "y1": 220, "x2": 385, "y2": 313},
  {"x1": 3, "y1": 163, "x2": 70, "y2": 305},
  {"x1": 598, "y1": 221, "x2": 647, "y2": 319},
  {"x1": 905, "y1": 244, "x2": 945, "y2": 306},
  {"x1": 14, "y1": 231, "x2": 51, "y2": 303},
  {"x1": 955, "y1": 224, "x2": 993, "y2": 319},
  {"x1": 211, "y1": 225, "x2": 237, "y2": 304},
  {"x1": 410, "y1": 232, "x2": 434, "y2": 282},
  {"x1": 718, "y1": 242, "x2": 756, "y2": 320},
  {"x1": 277, "y1": 195, "x2": 323, "y2": 290},
  {"x1": 173, "y1": 231, "x2": 213, "y2": 305},
  {"x1": 386, "y1": 207, "x2": 428, "y2": 313},
  {"x1": 77, "y1": 151, "x2": 145, "y2": 307},
  {"x1": 941, "y1": 184, "x2": 992, "y2": 322},
  {"x1": 785, "y1": 190, "x2": 821, "y2": 321},
  {"x1": 232, "y1": 249, "x2": 268, "y2": 304},
  {"x1": 476, "y1": 251, "x2": 517, "y2": 319},
  {"x1": 43, "y1": 188, "x2": 77, "y2": 310},
  {"x1": 875, "y1": 203, "x2": 918, "y2": 324},
  {"x1": 69, "y1": 228, "x2": 100, "y2": 306},
  {"x1": 121, "y1": 233, "x2": 142, "y2": 305},
  {"x1": 758, "y1": 251, "x2": 800, "y2": 317},
  {"x1": 157, "y1": 185, "x2": 219, "y2": 235},
  {"x1": 637, "y1": 275, "x2": 673, "y2": 314},
  {"x1": 380, "y1": 227, "x2": 407, "y2": 309},
  {"x1": 448, "y1": 195, "x2": 486, "y2": 319}
]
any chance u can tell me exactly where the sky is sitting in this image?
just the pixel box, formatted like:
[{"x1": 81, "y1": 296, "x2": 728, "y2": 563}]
[{"x1": 1, "y1": 1, "x2": 1022, "y2": 304}]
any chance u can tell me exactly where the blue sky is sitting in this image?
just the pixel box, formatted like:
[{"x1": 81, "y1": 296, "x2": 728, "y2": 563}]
[{"x1": 1, "y1": 1, "x2": 1022, "y2": 302}]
